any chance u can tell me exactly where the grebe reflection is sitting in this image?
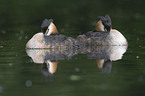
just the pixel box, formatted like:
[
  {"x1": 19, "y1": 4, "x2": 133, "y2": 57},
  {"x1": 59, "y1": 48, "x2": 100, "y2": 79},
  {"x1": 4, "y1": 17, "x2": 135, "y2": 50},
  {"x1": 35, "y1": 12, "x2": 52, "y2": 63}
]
[
  {"x1": 80, "y1": 46, "x2": 127, "y2": 74},
  {"x1": 26, "y1": 45, "x2": 127, "y2": 76},
  {"x1": 26, "y1": 48, "x2": 78, "y2": 76},
  {"x1": 41, "y1": 61, "x2": 58, "y2": 77}
]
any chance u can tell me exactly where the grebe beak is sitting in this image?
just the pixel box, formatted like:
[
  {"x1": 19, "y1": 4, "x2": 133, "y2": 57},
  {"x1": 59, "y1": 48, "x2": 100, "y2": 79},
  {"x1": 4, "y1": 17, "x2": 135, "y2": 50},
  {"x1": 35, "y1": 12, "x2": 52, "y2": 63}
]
[
  {"x1": 95, "y1": 20, "x2": 105, "y2": 32},
  {"x1": 46, "y1": 61, "x2": 58, "y2": 74},
  {"x1": 45, "y1": 22, "x2": 58, "y2": 36},
  {"x1": 41, "y1": 19, "x2": 58, "y2": 36}
]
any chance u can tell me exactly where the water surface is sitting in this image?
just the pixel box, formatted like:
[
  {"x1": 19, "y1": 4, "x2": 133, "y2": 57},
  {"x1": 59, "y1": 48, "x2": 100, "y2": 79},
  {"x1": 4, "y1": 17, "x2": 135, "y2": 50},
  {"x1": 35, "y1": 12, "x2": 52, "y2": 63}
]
[{"x1": 0, "y1": 0, "x2": 145, "y2": 96}]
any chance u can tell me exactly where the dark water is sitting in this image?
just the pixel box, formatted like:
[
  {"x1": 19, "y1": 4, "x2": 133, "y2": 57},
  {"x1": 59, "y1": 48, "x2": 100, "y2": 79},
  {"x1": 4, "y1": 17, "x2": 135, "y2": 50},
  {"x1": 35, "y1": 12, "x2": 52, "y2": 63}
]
[{"x1": 0, "y1": 0, "x2": 145, "y2": 96}]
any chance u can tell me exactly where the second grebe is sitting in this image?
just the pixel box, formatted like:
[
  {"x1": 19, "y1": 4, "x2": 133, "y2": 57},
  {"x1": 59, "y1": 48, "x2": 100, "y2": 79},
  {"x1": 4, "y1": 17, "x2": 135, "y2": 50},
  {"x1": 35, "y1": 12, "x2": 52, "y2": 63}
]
[{"x1": 77, "y1": 15, "x2": 128, "y2": 46}]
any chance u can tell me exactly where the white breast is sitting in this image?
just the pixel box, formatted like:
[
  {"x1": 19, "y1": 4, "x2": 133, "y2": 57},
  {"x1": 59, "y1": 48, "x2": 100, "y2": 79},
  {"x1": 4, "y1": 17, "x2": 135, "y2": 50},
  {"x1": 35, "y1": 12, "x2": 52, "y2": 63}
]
[
  {"x1": 109, "y1": 29, "x2": 128, "y2": 46},
  {"x1": 26, "y1": 32, "x2": 45, "y2": 48}
]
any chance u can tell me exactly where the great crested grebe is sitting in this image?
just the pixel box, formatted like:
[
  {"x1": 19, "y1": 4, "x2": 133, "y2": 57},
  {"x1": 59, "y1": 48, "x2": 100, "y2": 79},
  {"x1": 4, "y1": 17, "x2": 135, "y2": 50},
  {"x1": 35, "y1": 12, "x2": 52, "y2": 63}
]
[
  {"x1": 77, "y1": 14, "x2": 128, "y2": 46},
  {"x1": 26, "y1": 19, "x2": 78, "y2": 48}
]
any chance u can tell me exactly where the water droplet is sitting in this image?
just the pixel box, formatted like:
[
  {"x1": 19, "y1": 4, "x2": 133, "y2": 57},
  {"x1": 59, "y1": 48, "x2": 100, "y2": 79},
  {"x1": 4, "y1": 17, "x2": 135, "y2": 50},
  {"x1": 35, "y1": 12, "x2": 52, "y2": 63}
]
[
  {"x1": 0, "y1": 46, "x2": 3, "y2": 48},
  {"x1": 138, "y1": 76, "x2": 144, "y2": 82},
  {"x1": 75, "y1": 67, "x2": 80, "y2": 72},
  {"x1": 16, "y1": 33, "x2": 19, "y2": 36},
  {"x1": 18, "y1": 36, "x2": 22, "y2": 40},
  {"x1": 25, "y1": 36, "x2": 28, "y2": 39},
  {"x1": 25, "y1": 80, "x2": 32, "y2": 87},
  {"x1": 70, "y1": 75, "x2": 81, "y2": 81},
  {"x1": 0, "y1": 86, "x2": 3, "y2": 93},
  {"x1": 9, "y1": 63, "x2": 13, "y2": 67},
  {"x1": 20, "y1": 30, "x2": 24, "y2": 34},
  {"x1": 1, "y1": 30, "x2": 6, "y2": 34},
  {"x1": 136, "y1": 56, "x2": 139, "y2": 59},
  {"x1": 100, "y1": 84, "x2": 107, "y2": 90},
  {"x1": 134, "y1": 13, "x2": 141, "y2": 19}
]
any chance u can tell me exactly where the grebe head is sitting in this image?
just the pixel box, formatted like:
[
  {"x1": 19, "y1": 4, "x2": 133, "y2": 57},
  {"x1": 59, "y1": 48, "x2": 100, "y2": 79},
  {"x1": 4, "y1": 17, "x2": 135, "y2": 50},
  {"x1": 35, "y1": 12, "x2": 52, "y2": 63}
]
[
  {"x1": 97, "y1": 14, "x2": 112, "y2": 32},
  {"x1": 41, "y1": 19, "x2": 58, "y2": 36}
]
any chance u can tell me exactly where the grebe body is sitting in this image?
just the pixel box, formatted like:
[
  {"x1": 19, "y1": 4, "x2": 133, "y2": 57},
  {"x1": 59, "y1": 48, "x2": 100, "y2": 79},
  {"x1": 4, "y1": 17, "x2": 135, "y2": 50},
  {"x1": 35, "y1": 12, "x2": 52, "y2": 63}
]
[
  {"x1": 77, "y1": 15, "x2": 128, "y2": 46},
  {"x1": 26, "y1": 19, "x2": 78, "y2": 49}
]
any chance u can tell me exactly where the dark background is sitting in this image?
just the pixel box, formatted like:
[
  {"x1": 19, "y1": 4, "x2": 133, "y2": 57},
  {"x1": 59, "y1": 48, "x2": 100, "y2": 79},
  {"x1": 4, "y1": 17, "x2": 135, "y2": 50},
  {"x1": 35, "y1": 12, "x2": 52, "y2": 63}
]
[{"x1": 0, "y1": 0, "x2": 144, "y2": 41}]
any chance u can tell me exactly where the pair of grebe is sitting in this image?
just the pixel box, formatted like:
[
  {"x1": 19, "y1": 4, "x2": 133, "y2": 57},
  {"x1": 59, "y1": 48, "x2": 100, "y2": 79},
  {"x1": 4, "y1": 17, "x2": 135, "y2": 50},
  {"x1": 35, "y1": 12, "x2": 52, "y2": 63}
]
[{"x1": 26, "y1": 15, "x2": 128, "y2": 48}]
